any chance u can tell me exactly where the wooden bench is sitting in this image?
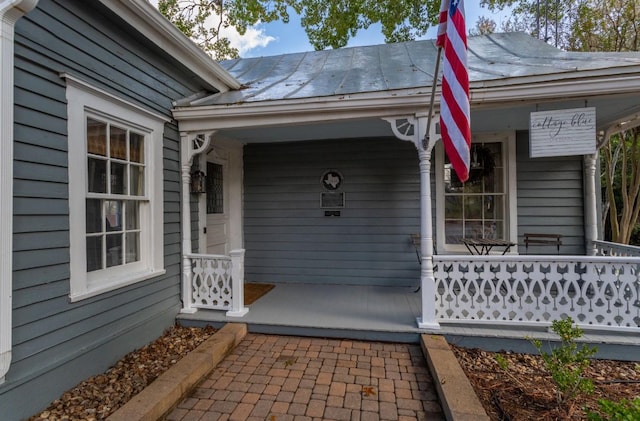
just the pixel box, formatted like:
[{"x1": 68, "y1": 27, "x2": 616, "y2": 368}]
[
  {"x1": 524, "y1": 233, "x2": 562, "y2": 254},
  {"x1": 410, "y1": 234, "x2": 422, "y2": 263},
  {"x1": 410, "y1": 233, "x2": 439, "y2": 263}
]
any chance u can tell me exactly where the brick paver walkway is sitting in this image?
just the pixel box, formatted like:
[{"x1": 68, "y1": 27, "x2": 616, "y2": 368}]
[{"x1": 166, "y1": 334, "x2": 444, "y2": 421}]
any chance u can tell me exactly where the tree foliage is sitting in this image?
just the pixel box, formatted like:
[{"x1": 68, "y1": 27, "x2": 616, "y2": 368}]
[
  {"x1": 602, "y1": 129, "x2": 640, "y2": 244},
  {"x1": 469, "y1": 16, "x2": 497, "y2": 36},
  {"x1": 482, "y1": 0, "x2": 640, "y2": 51},
  {"x1": 482, "y1": 0, "x2": 640, "y2": 244},
  {"x1": 158, "y1": 0, "x2": 440, "y2": 59}
]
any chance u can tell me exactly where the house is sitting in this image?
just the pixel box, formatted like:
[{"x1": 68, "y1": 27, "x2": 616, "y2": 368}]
[
  {"x1": 0, "y1": 0, "x2": 238, "y2": 419},
  {"x1": 2, "y1": 0, "x2": 640, "y2": 419}
]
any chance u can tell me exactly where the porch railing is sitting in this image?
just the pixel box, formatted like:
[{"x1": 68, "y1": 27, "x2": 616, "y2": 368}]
[
  {"x1": 593, "y1": 240, "x2": 640, "y2": 257},
  {"x1": 185, "y1": 249, "x2": 248, "y2": 317},
  {"x1": 433, "y1": 255, "x2": 640, "y2": 330}
]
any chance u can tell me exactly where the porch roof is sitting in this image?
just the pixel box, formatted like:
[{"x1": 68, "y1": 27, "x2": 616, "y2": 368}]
[
  {"x1": 186, "y1": 32, "x2": 640, "y2": 107},
  {"x1": 172, "y1": 32, "x2": 640, "y2": 141}
]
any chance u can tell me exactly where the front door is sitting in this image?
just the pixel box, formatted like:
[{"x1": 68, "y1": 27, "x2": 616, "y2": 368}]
[{"x1": 205, "y1": 151, "x2": 229, "y2": 255}]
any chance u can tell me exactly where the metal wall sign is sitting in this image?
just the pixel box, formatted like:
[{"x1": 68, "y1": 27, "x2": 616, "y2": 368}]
[
  {"x1": 321, "y1": 192, "x2": 345, "y2": 208},
  {"x1": 529, "y1": 107, "x2": 596, "y2": 158},
  {"x1": 321, "y1": 170, "x2": 343, "y2": 190},
  {"x1": 320, "y1": 170, "x2": 344, "y2": 209}
]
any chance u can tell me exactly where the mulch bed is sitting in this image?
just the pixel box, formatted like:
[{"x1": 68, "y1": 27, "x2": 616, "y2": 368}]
[
  {"x1": 452, "y1": 345, "x2": 640, "y2": 420},
  {"x1": 29, "y1": 324, "x2": 216, "y2": 421}
]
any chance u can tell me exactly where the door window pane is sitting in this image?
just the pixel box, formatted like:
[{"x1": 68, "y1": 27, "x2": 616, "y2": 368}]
[{"x1": 206, "y1": 162, "x2": 224, "y2": 214}]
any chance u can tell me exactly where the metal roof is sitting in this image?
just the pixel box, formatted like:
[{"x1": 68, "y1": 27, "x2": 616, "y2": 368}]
[{"x1": 191, "y1": 32, "x2": 640, "y2": 106}]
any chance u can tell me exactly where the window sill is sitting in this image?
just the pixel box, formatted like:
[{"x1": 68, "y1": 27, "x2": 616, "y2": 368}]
[{"x1": 69, "y1": 268, "x2": 166, "y2": 302}]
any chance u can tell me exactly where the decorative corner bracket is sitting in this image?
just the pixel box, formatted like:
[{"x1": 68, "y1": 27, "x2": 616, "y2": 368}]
[
  {"x1": 180, "y1": 131, "x2": 216, "y2": 166},
  {"x1": 383, "y1": 113, "x2": 440, "y2": 153}
]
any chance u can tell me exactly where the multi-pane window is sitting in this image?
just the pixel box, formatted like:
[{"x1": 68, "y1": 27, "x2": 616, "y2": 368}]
[
  {"x1": 206, "y1": 162, "x2": 224, "y2": 214},
  {"x1": 444, "y1": 141, "x2": 505, "y2": 244},
  {"x1": 65, "y1": 75, "x2": 165, "y2": 301},
  {"x1": 85, "y1": 117, "x2": 146, "y2": 272}
]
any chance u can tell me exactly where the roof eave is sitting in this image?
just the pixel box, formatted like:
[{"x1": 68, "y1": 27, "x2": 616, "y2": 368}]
[
  {"x1": 471, "y1": 66, "x2": 640, "y2": 103},
  {"x1": 98, "y1": 0, "x2": 241, "y2": 93}
]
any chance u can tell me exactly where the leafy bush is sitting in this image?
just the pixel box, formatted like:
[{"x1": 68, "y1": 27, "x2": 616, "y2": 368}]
[
  {"x1": 587, "y1": 397, "x2": 640, "y2": 421},
  {"x1": 530, "y1": 317, "x2": 597, "y2": 407}
]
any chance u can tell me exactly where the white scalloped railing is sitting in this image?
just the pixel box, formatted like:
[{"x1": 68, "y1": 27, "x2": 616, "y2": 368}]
[
  {"x1": 593, "y1": 240, "x2": 640, "y2": 257},
  {"x1": 186, "y1": 250, "x2": 248, "y2": 317},
  {"x1": 434, "y1": 255, "x2": 640, "y2": 329}
]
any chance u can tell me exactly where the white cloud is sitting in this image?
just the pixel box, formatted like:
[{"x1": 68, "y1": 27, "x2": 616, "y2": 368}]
[{"x1": 220, "y1": 24, "x2": 276, "y2": 56}]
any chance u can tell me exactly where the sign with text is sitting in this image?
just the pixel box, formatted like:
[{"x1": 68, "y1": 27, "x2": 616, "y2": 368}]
[{"x1": 529, "y1": 107, "x2": 596, "y2": 158}]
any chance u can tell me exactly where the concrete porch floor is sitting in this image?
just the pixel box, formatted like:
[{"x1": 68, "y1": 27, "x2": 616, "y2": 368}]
[{"x1": 178, "y1": 283, "x2": 426, "y2": 343}]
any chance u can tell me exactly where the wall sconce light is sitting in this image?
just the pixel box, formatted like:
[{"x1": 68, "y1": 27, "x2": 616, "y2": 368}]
[{"x1": 190, "y1": 170, "x2": 206, "y2": 194}]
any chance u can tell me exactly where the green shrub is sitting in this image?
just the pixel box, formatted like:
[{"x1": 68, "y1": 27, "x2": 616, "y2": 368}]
[
  {"x1": 587, "y1": 397, "x2": 640, "y2": 421},
  {"x1": 530, "y1": 317, "x2": 597, "y2": 407}
]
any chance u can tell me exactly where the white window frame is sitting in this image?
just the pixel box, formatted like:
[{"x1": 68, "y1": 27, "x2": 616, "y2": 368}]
[
  {"x1": 63, "y1": 74, "x2": 167, "y2": 301},
  {"x1": 435, "y1": 131, "x2": 518, "y2": 254}
]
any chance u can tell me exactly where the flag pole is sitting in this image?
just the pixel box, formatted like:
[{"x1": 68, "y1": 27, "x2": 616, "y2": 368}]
[
  {"x1": 423, "y1": 46, "x2": 442, "y2": 151},
  {"x1": 416, "y1": 43, "x2": 442, "y2": 329}
]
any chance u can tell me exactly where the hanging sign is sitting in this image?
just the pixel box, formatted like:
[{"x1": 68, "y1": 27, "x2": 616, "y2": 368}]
[{"x1": 529, "y1": 107, "x2": 596, "y2": 158}]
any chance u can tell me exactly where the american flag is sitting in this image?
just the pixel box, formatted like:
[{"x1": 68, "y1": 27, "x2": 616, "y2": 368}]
[{"x1": 437, "y1": 0, "x2": 471, "y2": 182}]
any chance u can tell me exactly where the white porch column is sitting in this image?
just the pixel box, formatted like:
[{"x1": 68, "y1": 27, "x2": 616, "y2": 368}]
[
  {"x1": 0, "y1": 0, "x2": 39, "y2": 385},
  {"x1": 226, "y1": 249, "x2": 248, "y2": 317},
  {"x1": 584, "y1": 153, "x2": 599, "y2": 256},
  {"x1": 384, "y1": 114, "x2": 440, "y2": 330},
  {"x1": 179, "y1": 132, "x2": 212, "y2": 313},
  {"x1": 416, "y1": 143, "x2": 439, "y2": 329}
]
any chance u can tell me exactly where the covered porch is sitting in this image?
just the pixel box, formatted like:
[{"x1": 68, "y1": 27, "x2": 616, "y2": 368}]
[{"x1": 173, "y1": 33, "x2": 640, "y2": 351}]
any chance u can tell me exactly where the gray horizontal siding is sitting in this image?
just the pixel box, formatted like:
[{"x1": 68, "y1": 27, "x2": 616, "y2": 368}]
[
  {"x1": 515, "y1": 131, "x2": 585, "y2": 254},
  {"x1": 2, "y1": 0, "x2": 212, "y2": 419},
  {"x1": 244, "y1": 137, "x2": 421, "y2": 287}
]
